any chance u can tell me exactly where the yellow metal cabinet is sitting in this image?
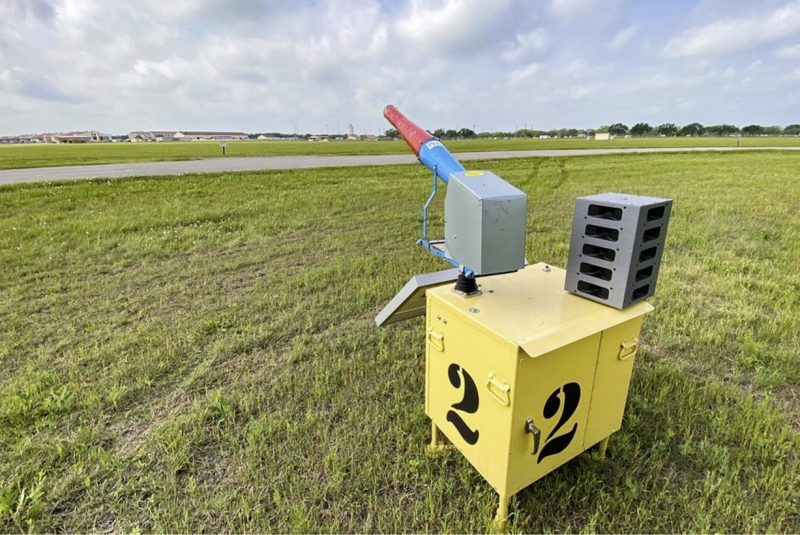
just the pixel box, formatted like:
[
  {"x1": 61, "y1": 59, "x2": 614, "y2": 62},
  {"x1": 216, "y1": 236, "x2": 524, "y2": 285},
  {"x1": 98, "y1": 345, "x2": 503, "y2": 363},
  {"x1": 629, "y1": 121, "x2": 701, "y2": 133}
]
[{"x1": 424, "y1": 263, "x2": 652, "y2": 525}]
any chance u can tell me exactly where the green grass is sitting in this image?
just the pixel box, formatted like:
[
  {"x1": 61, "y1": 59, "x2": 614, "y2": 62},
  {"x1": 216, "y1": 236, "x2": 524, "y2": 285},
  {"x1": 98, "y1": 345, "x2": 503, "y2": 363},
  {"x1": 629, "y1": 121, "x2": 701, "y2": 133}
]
[
  {"x1": 1, "y1": 136, "x2": 800, "y2": 170},
  {"x1": 1, "y1": 151, "x2": 799, "y2": 532}
]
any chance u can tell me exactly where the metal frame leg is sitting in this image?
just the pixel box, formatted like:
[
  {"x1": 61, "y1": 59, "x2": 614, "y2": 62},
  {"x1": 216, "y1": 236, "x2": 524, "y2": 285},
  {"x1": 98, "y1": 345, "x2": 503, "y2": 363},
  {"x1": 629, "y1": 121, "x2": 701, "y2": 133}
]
[
  {"x1": 430, "y1": 421, "x2": 441, "y2": 449},
  {"x1": 427, "y1": 421, "x2": 449, "y2": 455},
  {"x1": 492, "y1": 492, "x2": 509, "y2": 531},
  {"x1": 597, "y1": 436, "x2": 609, "y2": 461}
]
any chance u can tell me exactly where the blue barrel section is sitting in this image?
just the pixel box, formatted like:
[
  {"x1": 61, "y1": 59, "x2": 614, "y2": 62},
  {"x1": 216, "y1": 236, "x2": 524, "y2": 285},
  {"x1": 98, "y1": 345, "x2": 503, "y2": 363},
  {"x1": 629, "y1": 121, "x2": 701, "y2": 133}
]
[
  {"x1": 417, "y1": 139, "x2": 465, "y2": 184},
  {"x1": 384, "y1": 104, "x2": 465, "y2": 184}
]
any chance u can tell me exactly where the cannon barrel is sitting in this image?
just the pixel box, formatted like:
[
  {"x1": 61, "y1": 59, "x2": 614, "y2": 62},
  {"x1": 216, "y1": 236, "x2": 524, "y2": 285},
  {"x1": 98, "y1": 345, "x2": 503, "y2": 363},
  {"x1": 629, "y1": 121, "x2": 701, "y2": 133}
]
[{"x1": 384, "y1": 104, "x2": 464, "y2": 184}]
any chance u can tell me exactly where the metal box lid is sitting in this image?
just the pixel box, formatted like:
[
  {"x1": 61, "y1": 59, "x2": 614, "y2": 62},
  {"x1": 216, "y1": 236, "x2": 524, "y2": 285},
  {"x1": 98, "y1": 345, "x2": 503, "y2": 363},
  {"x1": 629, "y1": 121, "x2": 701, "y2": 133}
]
[
  {"x1": 427, "y1": 263, "x2": 653, "y2": 358},
  {"x1": 578, "y1": 192, "x2": 671, "y2": 207},
  {"x1": 375, "y1": 268, "x2": 460, "y2": 327}
]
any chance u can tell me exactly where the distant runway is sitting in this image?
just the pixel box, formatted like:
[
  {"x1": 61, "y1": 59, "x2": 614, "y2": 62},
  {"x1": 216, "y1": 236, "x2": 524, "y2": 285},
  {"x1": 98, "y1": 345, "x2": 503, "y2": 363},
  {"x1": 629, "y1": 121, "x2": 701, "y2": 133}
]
[{"x1": 2, "y1": 146, "x2": 799, "y2": 186}]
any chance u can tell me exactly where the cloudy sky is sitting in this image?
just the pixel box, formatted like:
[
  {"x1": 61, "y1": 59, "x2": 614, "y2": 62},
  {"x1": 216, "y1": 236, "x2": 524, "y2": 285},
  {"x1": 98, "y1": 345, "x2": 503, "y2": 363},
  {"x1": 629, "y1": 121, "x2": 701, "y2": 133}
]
[{"x1": 1, "y1": 0, "x2": 800, "y2": 136}]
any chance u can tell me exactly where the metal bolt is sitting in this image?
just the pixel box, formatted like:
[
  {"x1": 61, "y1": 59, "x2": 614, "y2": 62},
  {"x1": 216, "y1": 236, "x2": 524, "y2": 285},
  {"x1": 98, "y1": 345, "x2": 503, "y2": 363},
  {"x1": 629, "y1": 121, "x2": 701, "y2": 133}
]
[
  {"x1": 543, "y1": 265, "x2": 551, "y2": 272},
  {"x1": 469, "y1": 307, "x2": 480, "y2": 314}
]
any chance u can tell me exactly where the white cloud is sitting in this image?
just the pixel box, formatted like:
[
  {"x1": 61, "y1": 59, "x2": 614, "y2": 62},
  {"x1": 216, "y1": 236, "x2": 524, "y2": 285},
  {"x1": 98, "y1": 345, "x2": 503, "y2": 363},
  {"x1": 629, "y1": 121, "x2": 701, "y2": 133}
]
[
  {"x1": 567, "y1": 82, "x2": 605, "y2": 101},
  {"x1": 558, "y1": 58, "x2": 607, "y2": 80},
  {"x1": 617, "y1": 71, "x2": 674, "y2": 94},
  {"x1": 608, "y1": 24, "x2": 637, "y2": 51},
  {"x1": 1, "y1": 1, "x2": 800, "y2": 136},
  {"x1": 508, "y1": 62, "x2": 542, "y2": 86},
  {"x1": 132, "y1": 58, "x2": 193, "y2": 81},
  {"x1": 502, "y1": 29, "x2": 548, "y2": 62},
  {"x1": 777, "y1": 43, "x2": 800, "y2": 58},
  {"x1": 395, "y1": 0, "x2": 524, "y2": 56},
  {"x1": 547, "y1": 0, "x2": 604, "y2": 18},
  {"x1": 663, "y1": 0, "x2": 800, "y2": 57}
]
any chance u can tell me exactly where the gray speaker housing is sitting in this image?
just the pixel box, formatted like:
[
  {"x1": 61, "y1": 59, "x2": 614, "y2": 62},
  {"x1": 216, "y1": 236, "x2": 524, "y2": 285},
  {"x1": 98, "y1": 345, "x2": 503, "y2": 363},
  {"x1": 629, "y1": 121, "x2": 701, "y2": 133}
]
[
  {"x1": 444, "y1": 170, "x2": 527, "y2": 276},
  {"x1": 565, "y1": 192, "x2": 672, "y2": 309}
]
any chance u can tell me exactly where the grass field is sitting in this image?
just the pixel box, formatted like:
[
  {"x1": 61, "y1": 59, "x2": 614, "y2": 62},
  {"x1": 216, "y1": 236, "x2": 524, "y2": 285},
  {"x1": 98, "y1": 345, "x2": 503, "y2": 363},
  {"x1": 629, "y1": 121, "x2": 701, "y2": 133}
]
[
  {"x1": 2, "y1": 136, "x2": 800, "y2": 170},
  {"x1": 1, "y1": 151, "x2": 799, "y2": 532}
]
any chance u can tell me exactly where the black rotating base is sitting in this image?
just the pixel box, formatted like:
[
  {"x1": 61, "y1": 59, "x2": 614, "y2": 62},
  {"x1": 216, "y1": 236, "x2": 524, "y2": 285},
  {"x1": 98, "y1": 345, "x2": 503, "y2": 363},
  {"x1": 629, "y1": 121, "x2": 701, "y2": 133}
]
[{"x1": 454, "y1": 273, "x2": 479, "y2": 295}]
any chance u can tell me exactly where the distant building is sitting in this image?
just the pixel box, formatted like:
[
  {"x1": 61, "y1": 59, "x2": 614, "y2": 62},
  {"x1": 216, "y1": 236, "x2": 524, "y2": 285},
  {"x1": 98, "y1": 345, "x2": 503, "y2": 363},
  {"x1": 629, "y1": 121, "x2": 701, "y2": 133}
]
[
  {"x1": 256, "y1": 132, "x2": 291, "y2": 140},
  {"x1": 3, "y1": 130, "x2": 112, "y2": 144},
  {"x1": 129, "y1": 131, "x2": 178, "y2": 142},
  {"x1": 129, "y1": 130, "x2": 247, "y2": 142},
  {"x1": 38, "y1": 131, "x2": 112, "y2": 143},
  {"x1": 594, "y1": 132, "x2": 611, "y2": 140},
  {"x1": 173, "y1": 131, "x2": 248, "y2": 141}
]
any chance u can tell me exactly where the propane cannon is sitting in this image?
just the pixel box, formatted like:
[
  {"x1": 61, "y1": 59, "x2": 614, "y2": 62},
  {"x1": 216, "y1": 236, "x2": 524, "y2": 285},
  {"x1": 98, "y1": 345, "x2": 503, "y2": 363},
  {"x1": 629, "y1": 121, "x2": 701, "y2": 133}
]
[
  {"x1": 381, "y1": 105, "x2": 528, "y2": 299},
  {"x1": 375, "y1": 105, "x2": 672, "y2": 528}
]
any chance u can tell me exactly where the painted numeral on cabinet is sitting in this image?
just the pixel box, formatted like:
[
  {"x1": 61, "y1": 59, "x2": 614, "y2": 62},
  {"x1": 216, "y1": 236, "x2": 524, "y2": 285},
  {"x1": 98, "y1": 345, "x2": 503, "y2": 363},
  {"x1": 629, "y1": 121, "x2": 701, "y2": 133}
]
[
  {"x1": 446, "y1": 363, "x2": 480, "y2": 445},
  {"x1": 537, "y1": 382, "x2": 581, "y2": 463}
]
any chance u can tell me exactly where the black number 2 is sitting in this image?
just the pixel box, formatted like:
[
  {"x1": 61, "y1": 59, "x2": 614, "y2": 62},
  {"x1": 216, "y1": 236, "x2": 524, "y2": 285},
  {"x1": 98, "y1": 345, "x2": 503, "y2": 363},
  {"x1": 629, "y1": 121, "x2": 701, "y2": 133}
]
[
  {"x1": 446, "y1": 363, "x2": 480, "y2": 445},
  {"x1": 537, "y1": 382, "x2": 581, "y2": 463}
]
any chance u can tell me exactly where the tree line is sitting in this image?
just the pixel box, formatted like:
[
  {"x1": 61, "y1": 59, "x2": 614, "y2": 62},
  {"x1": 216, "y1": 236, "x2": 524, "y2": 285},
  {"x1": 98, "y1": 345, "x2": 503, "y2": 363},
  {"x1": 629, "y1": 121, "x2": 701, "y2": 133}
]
[{"x1": 385, "y1": 123, "x2": 800, "y2": 140}]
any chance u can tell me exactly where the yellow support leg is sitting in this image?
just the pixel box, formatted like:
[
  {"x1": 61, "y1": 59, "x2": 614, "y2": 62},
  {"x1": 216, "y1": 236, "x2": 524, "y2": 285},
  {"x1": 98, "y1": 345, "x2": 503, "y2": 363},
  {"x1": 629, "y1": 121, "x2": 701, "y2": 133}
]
[
  {"x1": 427, "y1": 421, "x2": 449, "y2": 455},
  {"x1": 596, "y1": 436, "x2": 609, "y2": 461},
  {"x1": 430, "y1": 421, "x2": 440, "y2": 448},
  {"x1": 492, "y1": 492, "x2": 510, "y2": 532}
]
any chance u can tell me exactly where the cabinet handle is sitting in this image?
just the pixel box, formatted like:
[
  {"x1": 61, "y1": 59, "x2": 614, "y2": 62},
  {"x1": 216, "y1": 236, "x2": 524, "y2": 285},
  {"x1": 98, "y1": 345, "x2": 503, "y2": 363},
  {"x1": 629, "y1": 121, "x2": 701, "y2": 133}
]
[
  {"x1": 427, "y1": 330, "x2": 444, "y2": 352},
  {"x1": 486, "y1": 373, "x2": 510, "y2": 406},
  {"x1": 618, "y1": 338, "x2": 639, "y2": 361}
]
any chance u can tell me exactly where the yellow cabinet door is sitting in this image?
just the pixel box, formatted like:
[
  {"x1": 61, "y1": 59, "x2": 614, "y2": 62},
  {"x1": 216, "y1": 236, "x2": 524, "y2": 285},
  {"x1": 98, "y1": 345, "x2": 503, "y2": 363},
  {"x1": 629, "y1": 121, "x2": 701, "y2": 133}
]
[
  {"x1": 505, "y1": 334, "x2": 600, "y2": 497},
  {"x1": 426, "y1": 298, "x2": 517, "y2": 492},
  {"x1": 583, "y1": 318, "x2": 643, "y2": 449}
]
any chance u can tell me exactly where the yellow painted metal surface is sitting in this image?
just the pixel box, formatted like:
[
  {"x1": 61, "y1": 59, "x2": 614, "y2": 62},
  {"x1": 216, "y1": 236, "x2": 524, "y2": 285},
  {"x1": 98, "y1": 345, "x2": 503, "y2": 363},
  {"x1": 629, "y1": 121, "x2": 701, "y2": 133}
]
[
  {"x1": 506, "y1": 335, "x2": 600, "y2": 496},
  {"x1": 583, "y1": 318, "x2": 644, "y2": 449},
  {"x1": 424, "y1": 263, "x2": 652, "y2": 500}
]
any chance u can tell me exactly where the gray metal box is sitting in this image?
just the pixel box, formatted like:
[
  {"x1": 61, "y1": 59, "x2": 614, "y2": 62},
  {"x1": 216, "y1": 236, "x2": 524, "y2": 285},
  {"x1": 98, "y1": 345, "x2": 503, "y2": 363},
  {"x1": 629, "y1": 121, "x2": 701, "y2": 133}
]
[
  {"x1": 444, "y1": 170, "x2": 527, "y2": 276},
  {"x1": 565, "y1": 192, "x2": 672, "y2": 309}
]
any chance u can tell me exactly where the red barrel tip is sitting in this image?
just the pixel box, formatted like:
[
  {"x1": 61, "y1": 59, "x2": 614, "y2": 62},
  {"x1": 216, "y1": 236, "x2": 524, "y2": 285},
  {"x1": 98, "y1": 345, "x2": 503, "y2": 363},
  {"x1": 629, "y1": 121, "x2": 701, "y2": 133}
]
[{"x1": 382, "y1": 104, "x2": 433, "y2": 156}]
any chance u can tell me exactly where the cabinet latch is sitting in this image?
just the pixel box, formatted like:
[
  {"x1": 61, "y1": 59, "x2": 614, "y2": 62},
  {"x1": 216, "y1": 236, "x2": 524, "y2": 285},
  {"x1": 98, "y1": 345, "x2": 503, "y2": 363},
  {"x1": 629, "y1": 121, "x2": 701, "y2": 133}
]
[{"x1": 525, "y1": 418, "x2": 541, "y2": 455}]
